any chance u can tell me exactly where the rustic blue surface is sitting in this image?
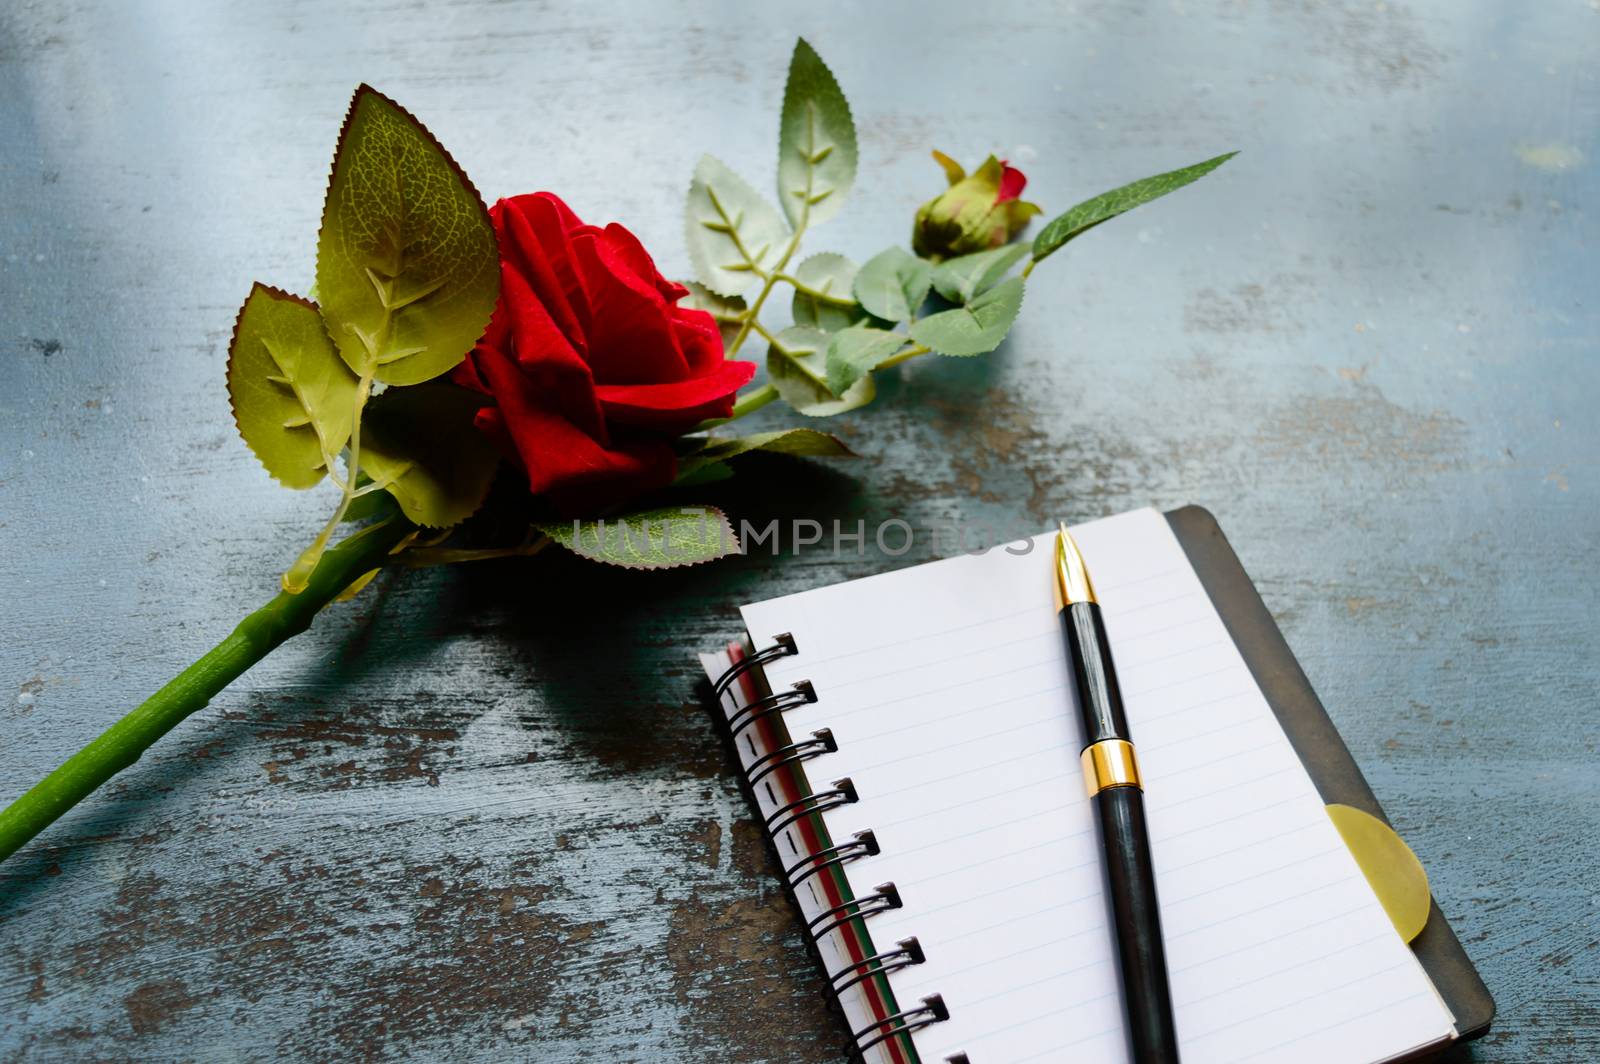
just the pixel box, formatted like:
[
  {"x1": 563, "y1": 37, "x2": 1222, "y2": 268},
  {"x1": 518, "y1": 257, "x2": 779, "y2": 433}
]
[{"x1": 1, "y1": 1, "x2": 1595, "y2": 1060}]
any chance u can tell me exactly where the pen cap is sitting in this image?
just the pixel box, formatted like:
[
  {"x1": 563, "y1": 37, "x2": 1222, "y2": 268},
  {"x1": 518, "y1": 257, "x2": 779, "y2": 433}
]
[{"x1": 1062, "y1": 601, "x2": 1131, "y2": 746}]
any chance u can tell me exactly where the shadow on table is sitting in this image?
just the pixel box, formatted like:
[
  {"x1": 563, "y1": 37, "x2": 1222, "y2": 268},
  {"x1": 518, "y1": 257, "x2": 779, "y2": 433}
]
[{"x1": 436, "y1": 453, "x2": 865, "y2": 777}]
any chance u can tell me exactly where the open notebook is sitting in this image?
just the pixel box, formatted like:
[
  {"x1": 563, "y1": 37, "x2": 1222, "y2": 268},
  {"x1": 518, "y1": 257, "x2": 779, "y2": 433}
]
[{"x1": 700, "y1": 507, "x2": 1487, "y2": 1063}]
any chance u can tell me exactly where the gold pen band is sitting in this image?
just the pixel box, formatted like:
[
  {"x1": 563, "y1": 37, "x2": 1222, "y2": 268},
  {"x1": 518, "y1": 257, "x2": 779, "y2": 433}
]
[{"x1": 1080, "y1": 738, "x2": 1142, "y2": 797}]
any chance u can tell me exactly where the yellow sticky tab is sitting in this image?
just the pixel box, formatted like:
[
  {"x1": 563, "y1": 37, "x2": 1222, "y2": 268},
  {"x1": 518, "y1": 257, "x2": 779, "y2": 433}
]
[{"x1": 1326, "y1": 803, "x2": 1432, "y2": 943}]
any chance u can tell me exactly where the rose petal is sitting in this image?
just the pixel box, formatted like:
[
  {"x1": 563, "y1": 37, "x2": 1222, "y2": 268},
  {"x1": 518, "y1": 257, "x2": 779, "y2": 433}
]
[
  {"x1": 668, "y1": 303, "x2": 726, "y2": 374},
  {"x1": 477, "y1": 322, "x2": 605, "y2": 436},
  {"x1": 997, "y1": 163, "x2": 1027, "y2": 203},
  {"x1": 494, "y1": 195, "x2": 591, "y2": 354},
  {"x1": 570, "y1": 229, "x2": 691, "y2": 384},
  {"x1": 471, "y1": 345, "x2": 675, "y2": 511},
  {"x1": 601, "y1": 222, "x2": 690, "y2": 305},
  {"x1": 594, "y1": 358, "x2": 756, "y2": 430}
]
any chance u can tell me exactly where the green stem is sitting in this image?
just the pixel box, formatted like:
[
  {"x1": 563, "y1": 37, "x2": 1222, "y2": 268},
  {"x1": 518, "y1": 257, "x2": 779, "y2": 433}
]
[
  {"x1": 875, "y1": 343, "x2": 931, "y2": 370},
  {"x1": 725, "y1": 196, "x2": 811, "y2": 359},
  {"x1": 772, "y1": 272, "x2": 855, "y2": 307},
  {"x1": 729, "y1": 383, "x2": 779, "y2": 419},
  {"x1": 0, "y1": 517, "x2": 414, "y2": 866}
]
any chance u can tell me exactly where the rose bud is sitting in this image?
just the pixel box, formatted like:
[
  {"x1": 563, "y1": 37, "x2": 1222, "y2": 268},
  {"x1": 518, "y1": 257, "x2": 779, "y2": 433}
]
[
  {"x1": 911, "y1": 150, "x2": 1042, "y2": 261},
  {"x1": 454, "y1": 192, "x2": 756, "y2": 515}
]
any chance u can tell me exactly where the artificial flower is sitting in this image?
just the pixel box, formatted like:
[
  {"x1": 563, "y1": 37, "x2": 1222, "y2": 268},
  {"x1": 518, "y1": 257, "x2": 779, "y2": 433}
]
[
  {"x1": 911, "y1": 150, "x2": 1042, "y2": 260},
  {"x1": 456, "y1": 192, "x2": 756, "y2": 513}
]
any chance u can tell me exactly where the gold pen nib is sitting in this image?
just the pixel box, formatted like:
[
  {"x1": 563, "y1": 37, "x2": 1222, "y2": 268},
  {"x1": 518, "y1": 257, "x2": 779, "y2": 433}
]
[{"x1": 1055, "y1": 522, "x2": 1098, "y2": 607}]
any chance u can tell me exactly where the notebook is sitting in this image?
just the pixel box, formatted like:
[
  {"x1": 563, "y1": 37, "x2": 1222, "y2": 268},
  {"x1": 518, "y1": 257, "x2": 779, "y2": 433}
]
[{"x1": 699, "y1": 506, "x2": 1492, "y2": 1063}]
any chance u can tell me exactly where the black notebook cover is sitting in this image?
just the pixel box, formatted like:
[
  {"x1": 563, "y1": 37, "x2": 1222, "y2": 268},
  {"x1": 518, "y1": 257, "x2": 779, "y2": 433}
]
[{"x1": 1166, "y1": 505, "x2": 1494, "y2": 1046}]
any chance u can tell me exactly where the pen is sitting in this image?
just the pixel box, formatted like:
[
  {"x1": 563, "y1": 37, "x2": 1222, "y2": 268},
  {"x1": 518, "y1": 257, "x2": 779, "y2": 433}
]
[{"x1": 1056, "y1": 523, "x2": 1180, "y2": 1063}]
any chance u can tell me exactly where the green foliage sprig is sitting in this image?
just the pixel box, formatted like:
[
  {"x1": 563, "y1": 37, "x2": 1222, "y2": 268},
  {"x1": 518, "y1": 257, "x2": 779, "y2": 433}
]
[{"x1": 682, "y1": 40, "x2": 1235, "y2": 448}]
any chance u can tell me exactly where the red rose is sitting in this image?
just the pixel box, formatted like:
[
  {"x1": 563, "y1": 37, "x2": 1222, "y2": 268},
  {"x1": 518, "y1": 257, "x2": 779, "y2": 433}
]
[{"x1": 455, "y1": 192, "x2": 755, "y2": 513}]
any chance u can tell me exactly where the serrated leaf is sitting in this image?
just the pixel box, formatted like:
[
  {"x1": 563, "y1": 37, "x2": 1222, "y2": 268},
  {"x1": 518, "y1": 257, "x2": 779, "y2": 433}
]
[
  {"x1": 674, "y1": 426, "x2": 855, "y2": 485},
  {"x1": 792, "y1": 293, "x2": 866, "y2": 333},
  {"x1": 227, "y1": 283, "x2": 358, "y2": 489},
  {"x1": 539, "y1": 507, "x2": 740, "y2": 570},
  {"x1": 908, "y1": 276, "x2": 1025, "y2": 357},
  {"x1": 672, "y1": 458, "x2": 736, "y2": 487},
  {"x1": 825, "y1": 325, "x2": 909, "y2": 396},
  {"x1": 931, "y1": 244, "x2": 1029, "y2": 304},
  {"x1": 790, "y1": 252, "x2": 863, "y2": 333},
  {"x1": 358, "y1": 383, "x2": 499, "y2": 527},
  {"x1": 697, "y1": 428, "x2": 857, "y2": 461},
  {"x1": 853, "y1": 247, "x2": 932, "y2": 324},
  {"x1": 1031, "y1": 151, "x2": 1237, "y2": 266},
  {"x1": 680, "y1": 281, "x2": 748, "y2": 347},
  {"x1": 686, "y1": 155, "x2": 791, "y2": 298},
  {"x1": 778, "y1": 38, "x2": 858, "y2": 229},
  {"x1": 766, "y1": 325, "x2": 877, "y2": 417},
  {"x1": 316, "y1": 86, "x2": 499, "y2": 388}
]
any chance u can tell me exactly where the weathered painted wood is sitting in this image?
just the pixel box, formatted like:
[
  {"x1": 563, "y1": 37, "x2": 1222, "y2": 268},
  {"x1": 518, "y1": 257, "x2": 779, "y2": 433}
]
[{"x1": 1, "y1": 1, "x2": 1595, "y2": 1060}]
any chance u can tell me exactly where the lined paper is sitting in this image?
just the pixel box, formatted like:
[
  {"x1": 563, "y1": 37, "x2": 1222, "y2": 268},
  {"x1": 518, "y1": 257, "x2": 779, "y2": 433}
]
[{"x1": 739, "y1": 508, "x2": 1455, "y2": 1063}]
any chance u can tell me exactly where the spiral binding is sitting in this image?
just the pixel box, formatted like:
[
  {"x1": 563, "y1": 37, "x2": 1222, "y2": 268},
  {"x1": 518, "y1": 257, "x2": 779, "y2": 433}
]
[
  {"x1": 807, "y1": 880, "x2": 899, "y2": 941},
  {"x1": 745, "y1": 728, "x2": 837, "y2": 787},
  {"x1": 712, "y1": 631, "x2": 797, "y2": 700},
  {"x1": 766, "y1": 776, "x2": 857, "y2": 837},
  {"x1": 829, "y1": 936, "x2": 925, "y2": 997},
  {"x1": 784, "y1": 829, "x2": 879, "y2": 890},
  {"x1": 729, "y1": 680, "x2": 817, "y2": 741},
  {"x1": 851, "y1": 995, "x2": 950, "y2": 1058},
  {"x1": 710, "y1": 635, "x2": 956, "y2": 1061}
]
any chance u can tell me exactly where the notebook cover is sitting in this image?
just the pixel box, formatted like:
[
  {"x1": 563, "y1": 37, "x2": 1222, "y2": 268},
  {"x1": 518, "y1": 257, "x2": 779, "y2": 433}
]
[{"x1": 1165, "y1": 505, "x2": 1495, "y2": 1044}]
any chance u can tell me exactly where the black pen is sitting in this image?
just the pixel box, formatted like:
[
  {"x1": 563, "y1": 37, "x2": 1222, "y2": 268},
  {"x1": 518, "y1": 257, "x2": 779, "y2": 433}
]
[{"x1": 1056, "y1": 523, "x2": 1180, "y2": 1063}]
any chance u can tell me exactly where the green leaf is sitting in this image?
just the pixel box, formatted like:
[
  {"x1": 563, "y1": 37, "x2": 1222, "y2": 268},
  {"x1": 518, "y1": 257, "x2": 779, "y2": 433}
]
[
  {"x1": 673, "y1": 427, "x2": 854, "y2": 485},
  {"x1": 908, "y1": 276, "x2": 1025, "y2": 357},
  {"x1": 766, "y1": 325, "x2": 877, "y2": 417},
  {"x1": 825, "y1": 324, "x2": 909, "y2": 396},
  {"x1": 791, "y1": 295, "x2": 864, "y2": 333},
  {"x1": 672, "y1": 458, "x2": 736, "y2": 487},
  {"x1": 697, "y1": 428, "x2": 857, "y2": 461},
  {"x1": 790, "y1": 252, "x2": 863, "y2": 333},
  {"x1": 685, "y1": 154, "x2": 791, "y2": 299},
  {"x1": 1031, "y1": 151, "x2": 1237, "y2": 266},
  {"x1": 539, "y1": 507, "x2": 740, "y2": 570},
  {"x1": 853, "y1": 247, "x2": 933, "y2": 323},
  {"x1": 358, "y1": 382, "x2": 500, "y2": 528},
  {"x1": 680, "y1": 281, "x2": 748, "y2": 348},
  {"x1": 316, "y1": 86, "x2": 500, "y2": 387},
  {"x1": 227, "y1": 283, "x2": 358, "y2": 489},
  {"x1": 931, "y1": 244, "x2": 1029, "y2": 304},
  {"x1": 778, "y1": 38, "x2": 858, "y2": 229}
]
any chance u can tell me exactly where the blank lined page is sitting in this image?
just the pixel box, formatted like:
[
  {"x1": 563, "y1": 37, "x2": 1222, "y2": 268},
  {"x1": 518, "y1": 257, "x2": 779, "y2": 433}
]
[{"x1": 740, "y1": 508, "x2": 1454, "y2": 1063}]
